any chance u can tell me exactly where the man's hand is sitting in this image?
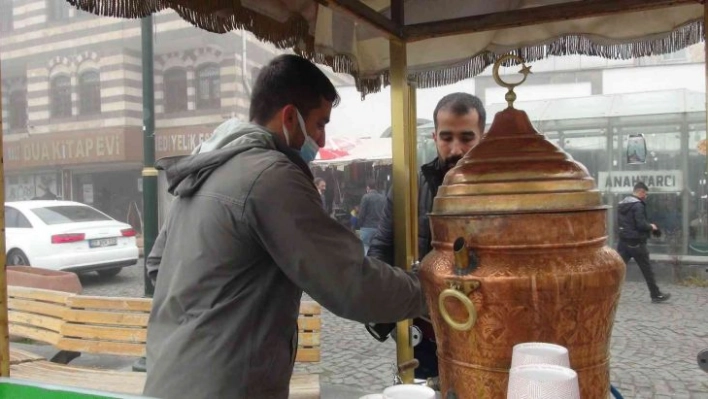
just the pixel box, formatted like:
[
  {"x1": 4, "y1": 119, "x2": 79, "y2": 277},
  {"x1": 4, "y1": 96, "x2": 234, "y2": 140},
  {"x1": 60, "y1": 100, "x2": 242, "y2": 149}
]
[
  {"x1": 365, "y1": 322, "x2": 396, "y2": 342},
  {"x1": 651, "y1": 223, "x2": 658, "y2": 231}
]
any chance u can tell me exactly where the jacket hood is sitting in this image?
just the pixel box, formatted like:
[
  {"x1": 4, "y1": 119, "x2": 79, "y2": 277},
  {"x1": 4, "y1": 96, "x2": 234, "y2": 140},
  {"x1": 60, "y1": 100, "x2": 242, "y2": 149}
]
[
  {"x1": 618, "y1": 195, "x2": 642, "y2": 215},
  {"x1": 155, "y1": 119, "x2": 312, "y2": 197}
]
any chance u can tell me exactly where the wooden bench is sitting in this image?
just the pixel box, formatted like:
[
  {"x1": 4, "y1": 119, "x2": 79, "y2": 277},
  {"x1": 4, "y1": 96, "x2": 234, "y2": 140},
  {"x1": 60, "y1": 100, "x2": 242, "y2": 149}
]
[{"x1": 7, "y1": 286, "x2": 322, "y2": 398}]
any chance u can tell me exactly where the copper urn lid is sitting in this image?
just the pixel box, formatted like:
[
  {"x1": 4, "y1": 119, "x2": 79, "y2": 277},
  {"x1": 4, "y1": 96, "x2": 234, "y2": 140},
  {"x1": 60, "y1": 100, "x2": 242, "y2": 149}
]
[{"x1": 433, "y1": 57, "x2": 604, "y2": 216}]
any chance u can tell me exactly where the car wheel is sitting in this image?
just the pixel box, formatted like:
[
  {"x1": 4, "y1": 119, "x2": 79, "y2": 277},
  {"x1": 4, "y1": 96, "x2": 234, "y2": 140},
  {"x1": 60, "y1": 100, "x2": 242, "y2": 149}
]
[
  {"x1": 7, "y1": 250, "x2": 30, "y2": 266},
  {"x1": 96, "y1": 268, "x2": 122, "y2": 278}
]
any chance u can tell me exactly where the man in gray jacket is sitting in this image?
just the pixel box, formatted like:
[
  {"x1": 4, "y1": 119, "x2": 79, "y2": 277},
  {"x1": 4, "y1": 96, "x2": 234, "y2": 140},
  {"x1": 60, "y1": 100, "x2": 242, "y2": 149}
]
[{"x1": 143, "y1": 55, "x2": 426, "y2": 399}]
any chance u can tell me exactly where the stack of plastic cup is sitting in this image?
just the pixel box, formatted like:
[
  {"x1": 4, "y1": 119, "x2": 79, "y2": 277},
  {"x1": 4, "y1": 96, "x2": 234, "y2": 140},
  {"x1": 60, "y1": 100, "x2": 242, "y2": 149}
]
[
  {"x1": 359, "y1": 384, "x2": 437, "y2": 399},
  {"x1": 383, "y1": 384, "x2": 436, "y2": 399},
  {"x1": 507, "y1": 364, "x2": 581, "y2": 399},
  {"x1": 511, "y1": 342, "x2": 571, "y2": 368},
  {"x1": 507, "y1": 342, "x2": 580, "y2": 399}
]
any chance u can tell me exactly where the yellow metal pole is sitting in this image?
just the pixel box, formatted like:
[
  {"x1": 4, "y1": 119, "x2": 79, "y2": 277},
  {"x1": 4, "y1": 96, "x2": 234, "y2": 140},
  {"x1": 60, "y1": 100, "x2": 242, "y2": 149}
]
[
  {"x1": 0, "y1": 60, "x2": 10, "y2": 377},
  {"x1": 390, "y1": 37, "x2": 419, "y2": 384},
  {"x1": 407, "y1": 87, "x2": 419, "y2": 266}
]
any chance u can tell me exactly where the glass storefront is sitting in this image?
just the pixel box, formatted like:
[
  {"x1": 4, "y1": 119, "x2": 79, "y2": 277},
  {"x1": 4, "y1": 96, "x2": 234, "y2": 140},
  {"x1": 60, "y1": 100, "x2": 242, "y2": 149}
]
[
  {"x1": 5, "y1": 172, "x2": 62, "y2": 201},
  {"x1": 72, "y1": 169, "x2": 142, "y2": 227}
]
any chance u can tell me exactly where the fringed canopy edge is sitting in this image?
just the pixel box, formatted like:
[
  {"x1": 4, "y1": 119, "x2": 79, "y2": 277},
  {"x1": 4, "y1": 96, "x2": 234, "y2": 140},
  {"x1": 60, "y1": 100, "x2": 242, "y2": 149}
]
[
  {"x1": 352, "y1": 19, "x2": 706, "y2": 97},
  {"x1": 67, "y1": 0, "x2": 313, "y2": 51},
  {"x1": 65, "y1": 1, "x2": 705, "y2": 97}
]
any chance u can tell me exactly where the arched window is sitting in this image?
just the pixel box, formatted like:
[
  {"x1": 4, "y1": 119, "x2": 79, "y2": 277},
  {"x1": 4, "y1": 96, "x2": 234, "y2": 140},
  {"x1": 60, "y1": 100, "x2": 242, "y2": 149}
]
[
  {"x1": 46, "y1": 0, "x2": 69, "y2": 21},
  {"x1": 50, "y1": 75, "x2": 72, "y2": 118},
  {"x1": 0, "y1": 0, "x2": 13, "y2": 32},
  {"x1": 164, "y1": 68, "x2": 188, "y2": 113},
  {"x1": 79, "y1": 70, "x2": 101, "y2": 115},
  {"x1": 196, "y1": 64, "x2": 220, "y2": 109},
  {"x1": 251, "y1": 67, "x2": 261, "y2": 87},
  {"x1": 8, "y1": 89, "x2": 27, "y2": 131}
]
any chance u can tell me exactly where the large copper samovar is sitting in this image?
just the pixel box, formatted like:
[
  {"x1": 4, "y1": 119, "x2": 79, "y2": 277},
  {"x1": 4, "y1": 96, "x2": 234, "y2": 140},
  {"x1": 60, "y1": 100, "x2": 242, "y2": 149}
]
[{"x1": 418, "y1": 57, "x2": 626, "y2": 398}]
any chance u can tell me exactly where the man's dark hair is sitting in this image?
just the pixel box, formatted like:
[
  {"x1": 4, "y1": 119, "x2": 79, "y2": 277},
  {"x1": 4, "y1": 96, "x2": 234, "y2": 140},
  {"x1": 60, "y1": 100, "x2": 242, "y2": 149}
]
[
  {"x1": 634, "y1": 182, "x2": 649, "y2": 192},
  {"x1": 433, "y1": 93, "x2": 486, "y2": 131},
  {"x1": 366, "y1": 179, "x2": 377, "y2": 190},
  {"x1": 249, "y1": 55, "x2": 340, "y2": 125}
]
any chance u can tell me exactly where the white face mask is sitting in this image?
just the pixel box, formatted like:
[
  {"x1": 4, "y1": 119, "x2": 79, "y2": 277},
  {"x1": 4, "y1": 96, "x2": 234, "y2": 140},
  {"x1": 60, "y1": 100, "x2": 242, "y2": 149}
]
[{"x1": 283, "y1": 109, "x2": 320, "y2": 164}]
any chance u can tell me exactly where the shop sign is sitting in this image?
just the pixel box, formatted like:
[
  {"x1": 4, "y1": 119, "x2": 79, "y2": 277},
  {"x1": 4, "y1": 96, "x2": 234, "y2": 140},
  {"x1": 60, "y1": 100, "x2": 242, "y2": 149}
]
[
  {"x1": 155, "y1": 128, "x2": 216, "y2": 159},
  {"x1": 598, "y1": 170, "x2": 682, "y2": 193},
  {"x1": 3, "y1": 129, "x2": 139, "y2": 169}
]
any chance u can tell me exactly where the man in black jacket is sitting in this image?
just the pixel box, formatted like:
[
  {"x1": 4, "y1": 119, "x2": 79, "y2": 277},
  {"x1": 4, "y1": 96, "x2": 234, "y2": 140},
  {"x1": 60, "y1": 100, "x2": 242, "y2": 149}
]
[
  {"x1": 617, "y1": 182, "x2": 671, "y2": 303},
  {"x1": 366, "y1": 92, "x2": 486, "y2": 379}
]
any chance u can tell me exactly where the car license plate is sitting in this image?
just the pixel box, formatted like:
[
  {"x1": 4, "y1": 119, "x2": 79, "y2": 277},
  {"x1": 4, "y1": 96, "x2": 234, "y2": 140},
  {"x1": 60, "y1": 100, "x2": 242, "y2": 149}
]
[{"x1": 89, "y1": 238, "x2": 118, "y2": 248}]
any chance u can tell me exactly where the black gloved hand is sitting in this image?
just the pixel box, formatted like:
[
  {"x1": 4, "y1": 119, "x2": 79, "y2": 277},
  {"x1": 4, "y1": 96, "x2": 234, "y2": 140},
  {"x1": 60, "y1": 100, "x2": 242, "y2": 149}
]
[{"x1": 365, "y1": 322, "x2": 396, "y2": 342}]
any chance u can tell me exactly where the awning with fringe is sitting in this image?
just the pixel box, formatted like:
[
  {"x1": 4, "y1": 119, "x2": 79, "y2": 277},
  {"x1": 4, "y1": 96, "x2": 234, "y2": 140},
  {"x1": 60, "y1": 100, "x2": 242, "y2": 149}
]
[{"x1": 65, "y1": 0, "x2": 705, "y2": 95}]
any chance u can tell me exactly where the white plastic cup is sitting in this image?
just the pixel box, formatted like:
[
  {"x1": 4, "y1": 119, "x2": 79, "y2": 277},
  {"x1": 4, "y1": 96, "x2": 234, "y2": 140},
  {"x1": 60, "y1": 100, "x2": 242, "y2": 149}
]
[
  {"x1": 507, "y1": 364, "x2": 580, "y2": 399},
  {"x1": 383, "y1": 384, "x2": 436, "y2": 399},
  {"x1": 511, "y1": 342, "x2": 571, "y2": 368}
]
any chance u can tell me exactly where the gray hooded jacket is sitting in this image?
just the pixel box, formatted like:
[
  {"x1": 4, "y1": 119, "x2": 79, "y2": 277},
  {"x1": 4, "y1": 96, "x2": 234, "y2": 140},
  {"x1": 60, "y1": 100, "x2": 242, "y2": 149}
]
[{"x1": 143, "y1": 120, "x2": 425, "y2": 399}]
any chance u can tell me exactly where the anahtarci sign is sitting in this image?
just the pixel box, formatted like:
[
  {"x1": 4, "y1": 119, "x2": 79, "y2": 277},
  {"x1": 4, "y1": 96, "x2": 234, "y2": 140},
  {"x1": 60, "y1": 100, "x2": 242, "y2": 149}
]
[{"x1": 598, "y1": 170, "x2": 682, "y2": 193}]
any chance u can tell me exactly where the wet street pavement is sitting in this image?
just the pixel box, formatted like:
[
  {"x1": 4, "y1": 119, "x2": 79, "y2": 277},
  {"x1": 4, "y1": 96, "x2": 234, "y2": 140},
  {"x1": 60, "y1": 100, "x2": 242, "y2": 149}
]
[{"x1": 79, "y1": 262, "x2": 708, "y2": 398}]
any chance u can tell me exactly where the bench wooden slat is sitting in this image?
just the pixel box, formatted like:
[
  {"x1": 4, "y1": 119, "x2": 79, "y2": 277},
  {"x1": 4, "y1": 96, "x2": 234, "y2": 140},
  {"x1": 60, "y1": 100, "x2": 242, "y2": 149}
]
[
  {"x1": 10, "y1": 361, "x2": 146, "y2": 395},
  {"x1": 63, "y1": 309, "x2": 149, "y2": 327},
  {"x1": 8, "y1": 286, "x2": 321, "y2": 395},
  {"x1": 8, "y1": 287, "x2": 73, "y2": 304},
  {"x1": 11, "y1": 361, "x2": 319, "y2": 398},
  {"x1": 8, "y1": 299, "x2": 66, "y2": 319},
  {"x1": 61, "y1": 323, "x2": 147, "y2": 343},
  {"x1": 298, "y1": 317, "x2": 321, "y2": 332},
  {"x1": 67, "y1": 296, "x2": 152, "y2": 312},
  {"x1": 57, "y1": 337, "x2": 146, "y2": 357},
  {"x1": 9, "y1": 311, "x2": 63, "y2": 333},
  {"x1": 289, "y1": 374, "x2": 321, "y2": 399},
  {"x1": 299, "y1": 301, "x2": 321, "y2": 315},
  {"x1": 295, "y1": 348, "x2": 320, "y2": 362},
  {"x1": 9, "y1": 348, "x2": 46, "y2": 365},
  {"x1": 9, "y1": 325, "x2": 60, "y2": 345},
  {"x1": 298, "y1": 332, "x2": 320, "y2": 347}
]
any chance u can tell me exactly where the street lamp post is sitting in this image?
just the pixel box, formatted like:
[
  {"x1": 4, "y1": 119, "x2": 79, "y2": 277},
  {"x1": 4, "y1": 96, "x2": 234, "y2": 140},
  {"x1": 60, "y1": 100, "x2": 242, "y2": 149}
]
[
  {"x1": 141, "y1": 15, "x2": 157, "y2": 298},
  {"x1": 133, "y1": 14, "x2": 158, "y2": 373}
]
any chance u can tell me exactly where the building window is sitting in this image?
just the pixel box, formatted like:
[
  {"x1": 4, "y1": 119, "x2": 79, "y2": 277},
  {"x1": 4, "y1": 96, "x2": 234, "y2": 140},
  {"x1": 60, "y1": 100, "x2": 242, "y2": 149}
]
[
  {"x1": 79, "y1": 70, "x2": 101, "y2": 115},
  {"x1": 0, "y1": 0, "x2": 12, "y2": 32},
  {"x1": 50, "y1": 75, "x2": 72, "y2": 118},
  {"x1": 8, "y1": 90, "x2": 27, "y2": 131},
  {"x1": 196, "y1": 64, "x2": 220, "y2": 109},
  {"x1": 47, "y1": 0, "x2": 69, "y2": 21},
  {"x1": 251, "y1": 67, "x2": 261, "y2": 87},
  {"x1": 164, "y1": 68, "x2": 188, "y2": 113}
]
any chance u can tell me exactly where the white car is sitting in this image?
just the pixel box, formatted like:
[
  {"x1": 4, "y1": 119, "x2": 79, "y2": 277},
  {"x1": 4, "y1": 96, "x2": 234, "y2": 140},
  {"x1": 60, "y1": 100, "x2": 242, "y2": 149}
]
[{"x1": 5, "y1": 200, "x2": 139, "y2": 277}]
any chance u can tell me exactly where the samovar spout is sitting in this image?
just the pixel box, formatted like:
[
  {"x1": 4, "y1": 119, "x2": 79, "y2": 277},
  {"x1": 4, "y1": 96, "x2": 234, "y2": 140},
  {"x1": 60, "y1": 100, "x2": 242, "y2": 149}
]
[
  {"x1": 452, "y1": 237, "x2": 476, "y2": 275},
  {"x1": 453, "y1": 237, "x2": 468, "y2": 274}
]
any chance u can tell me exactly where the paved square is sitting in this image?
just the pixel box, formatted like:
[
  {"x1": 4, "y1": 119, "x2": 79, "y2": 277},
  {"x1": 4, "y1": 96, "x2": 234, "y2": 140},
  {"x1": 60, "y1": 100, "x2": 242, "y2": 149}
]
[{"x1": 296, "y1": 282, "x2": 708, "y2": 398}]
